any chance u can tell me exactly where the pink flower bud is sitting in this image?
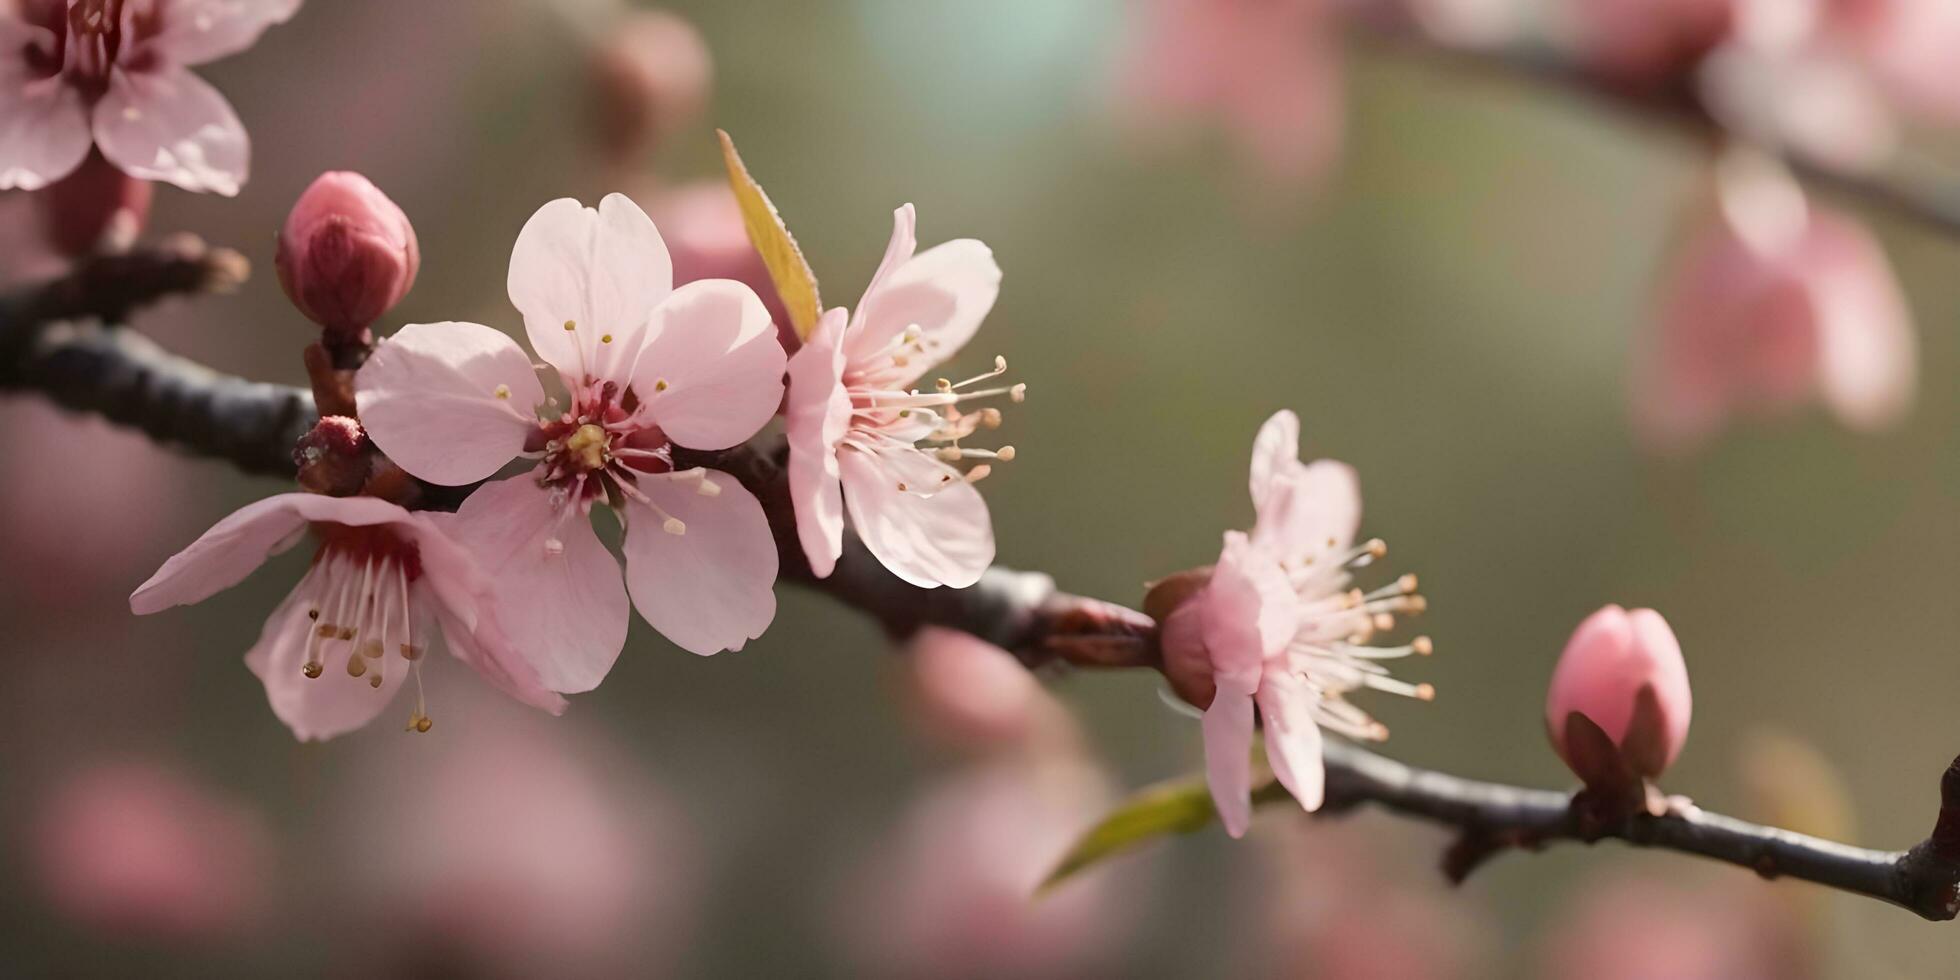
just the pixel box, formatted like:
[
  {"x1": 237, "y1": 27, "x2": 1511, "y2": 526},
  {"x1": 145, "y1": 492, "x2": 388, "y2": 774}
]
[
  {"x1": 36, "y1": 151, "x2": 152, "y2": 258},
  {"x1": 1545, "y1": 605, "x2": 1692, "y2": 783},
  {"x1": 292, "y1": 415, "x2": 371, "y2": 496},
  {"x1": 275, "y1": 172, "x2": 420, "y2": 338},
  {"x1": 586, "y1": 10, "x2": 712, "y2": 161}
]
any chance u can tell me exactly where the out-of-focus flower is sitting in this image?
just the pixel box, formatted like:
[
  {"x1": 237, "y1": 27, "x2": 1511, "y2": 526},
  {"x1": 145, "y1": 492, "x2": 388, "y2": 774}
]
[
  {"x1": 1534, "y1": 871, "x2": 1809, "y2": 980},
  {"x1": 786, "y1": 204, "x2": 1010, "y2": 589},
  {"x1": 0, "y1": 0, "x2": 303, "y2": 194},
  {"x1": 1823, "y1": 0, "x2": 1960, "y2": 124},
  {"x1": 1161, "y1": 410, "x2": 1431, "y2": 837},
  {"x1": 643, "y1": 178, "x2": 790, "y2": 344},
  {"x1": 1113, "y1": 0, "x2": 1344, "y2": 189},
  {"x1": 336, "y1": 695, "x2": 697, "y2": 978},
  {"x1": 1545, "y1": 605, "x2": 1691, "y2": 788},
  {"x1": 276, "y1": 171, "x2": 420, "y2": 340},
  {"x1": 0, "y1": 399, "x2": 188, "y2": 600},
  {"x1": 585, "y1": 8, "x2": 711, "y2": 163},
  {"x1": 903, "y1": 626, "x2": 1075, "y2": 753},
  {"x1": 355, "y1": 193, "x2": 785, "y2": 678},
  {"x1": 130, "y1": 491, "x2": 565, "y2": 740},
  {"x1": 1563, "y1": 0, "x2": 1738, "y2": 86},
  {"x1": 1260, "y1": 819, "x2": 1492, "y2": 980},
  {"x1": 34, "y1": 149, "x2": 148, "y2": 256},
  {"x1": 29, "y1": 760, "x2": 271, "y2": 939},
  {"x1": 829, "y1": 758, "x2": 1141, "y2": 980},
  {"x1": 1632, "y1": 155, "x2": 1915, "y2": 451}
]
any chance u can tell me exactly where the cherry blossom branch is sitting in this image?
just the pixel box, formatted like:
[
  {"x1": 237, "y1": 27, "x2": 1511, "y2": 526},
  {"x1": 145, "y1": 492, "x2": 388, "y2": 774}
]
[
  {"x1": 11, "y1": 251, "x2": 1960, "y2": 919},
  {"x1": 1354, "y1": 22, "x2": 1960, "y2": 240}
]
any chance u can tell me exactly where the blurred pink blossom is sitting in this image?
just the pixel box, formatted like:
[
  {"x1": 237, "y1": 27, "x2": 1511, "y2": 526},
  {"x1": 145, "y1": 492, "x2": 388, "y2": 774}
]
[
  {"x1": 902, "y1": 626, "x2": 1074, "y2": 753},
  {"x1": 1163, "y1": 410, "x2": 1431, "y2": 837},
  {"x1": 586, "y1": 8, "x2": 712, "y2": 163},
  {"x1": 1632, "y1": 156, "x2": 1915, "y2": 451},
  {"x1": 0, "y1": 0, "x2": 303, "y2": 194},
  {"x1": 1535, "y1": 871, "x2": 1807, "y2": 980},
  {"x1": 830, "y1": 759, "x2": 1141, "y2": 979},
  {"x1": 1545, "y1": 604, "x2": 1692, "y2": 781},
  {"x1": 785, "y1": 203, "x2": 1007, "y2": 589},
  {"x1": 337, "y1": 696, "x2": 698, "y2": 977},
  {"x1": 1114, "y1": 0, "x2": 1344, "y2": 189},
  {"x1": 30, "y1": 760, "x2": 271, "y2": 939},
  {"x1": 1563, "y1": 0, "x2": 1738, "y2": 85},
  {"x1": 130, "y1": 492, "x2": 565, "y2": 740},
  {"x1": 354, "y1": 193, "x2": 785, "y2": 673}
]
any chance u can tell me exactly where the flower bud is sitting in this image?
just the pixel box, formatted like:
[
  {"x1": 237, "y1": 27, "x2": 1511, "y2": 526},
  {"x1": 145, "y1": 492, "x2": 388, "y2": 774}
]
[
  {"x1": 586, "y1": 10, "x2": 712, "y2": 162},
  {"x1": 275, "y1": 172, "x2": 419, "y2": 339},
  {"x1": 292, "y1": 416, "x2": 370, "y2": 497},
  {"x1": 1546, "y1": 605, "x2": 1692, "y2": 786},
  {"x1": 36, "y1": 151, "x2": 152, "y2": 258}
]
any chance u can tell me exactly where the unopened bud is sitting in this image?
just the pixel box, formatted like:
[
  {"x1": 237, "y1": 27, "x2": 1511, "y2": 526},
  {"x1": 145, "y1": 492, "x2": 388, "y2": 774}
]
[
  {"x1": 293, "y1": 416, "x2": 371, "y2": 496},
  {"x1": 586, "y1": 10, "x2": 712, "y2": 161},
  {"x1": 275, "y1": 172, "x2": 419, "y2": 340},
  {"x1": 1546, "y1": 605, "x2": 1693, "y2": 786},
  {"x1": 37, "y1": 151, "x2": 152, "y2": 258}
]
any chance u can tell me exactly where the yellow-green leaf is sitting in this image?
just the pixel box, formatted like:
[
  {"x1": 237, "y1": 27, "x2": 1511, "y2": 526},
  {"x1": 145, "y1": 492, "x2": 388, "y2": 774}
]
[
  {"x1": 717, "y1": 129, "x2": 823, "y2": 340},
  {"x1": 1040, "y1": 774, "x2": 1218, "y2": 894}
]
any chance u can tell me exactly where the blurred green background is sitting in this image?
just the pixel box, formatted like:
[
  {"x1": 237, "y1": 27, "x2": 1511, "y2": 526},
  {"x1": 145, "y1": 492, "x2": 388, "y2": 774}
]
[{"x1": 2, "y1": 0, "x2": 1956, "y2": 976}]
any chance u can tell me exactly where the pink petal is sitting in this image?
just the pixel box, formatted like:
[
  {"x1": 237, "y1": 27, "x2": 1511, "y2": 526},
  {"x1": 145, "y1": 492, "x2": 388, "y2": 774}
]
[
  {"x1": 508, "y1": 194, "x2": 672, "y2": 387},
  {"x1": 451, "y1": 476, "x2": 630, "y2": 694},
  {"x1": 139, "y1": 0, "x2": 303, "y2": 67},
  {"x1": 837, "y1": 445, "x2": 994, "y2": 589},
  {"x1": 427, "y1": 600, "x2": 567, "y2": 717},
  {"x1": 0, "y1": 59, "x2": 92, "y2": 191},
  {"x1": 1202, "y1": 689, "x2": 1256, "y2": 838},
  {"x1": 786, "y1": 308, "x2": 852, "y2": 577},
  {"x1": 244, "y1": 583, "x2": 406, "y2": 741},
  {"x1": 1200, "y1": 531, "x2": 1296, "y2": 694},
  {"x1": 849, "y1": 217, "x2": 1001, "y2": 383},
  {"x1": 1257, "y1": 673, "x2": 1327, "y2": 812},
  {"x1": 841, "y1": 204, "x2": 919, "y2": 366},
  {"x1": 355, "y1": 320, "x2": 544, "y2": 486},
  {"x1": 130, "y1": 493, "x2": 413, "y2": 614},
  {"x1": 631, "y1": 278, "x2": 786, "y2": 450},
  {"x1": 1805, "y1": 212, "x2": 1916, "y2": 430},
  {"x1": 620, "y1": 468, "x2": 778, "y2": 656},
  {"x1": 1247, "y1": 408, "x2": 1300, "y2": 505},
  {"x1": 1251, "y1": 458, "x2": 1361, "y2": 559},
  {"x1": 92, "y1": 66, "x2": 247, "y2": 195}
]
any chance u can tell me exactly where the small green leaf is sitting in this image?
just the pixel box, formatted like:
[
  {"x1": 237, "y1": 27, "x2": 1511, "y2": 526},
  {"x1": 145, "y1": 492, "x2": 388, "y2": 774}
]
[
  {"x1": 717, "y1": 129, "x2": 823, "y2": 340},
  {"x1": 1040, "y1": 775, "x2": 1219, "y2": 893}
]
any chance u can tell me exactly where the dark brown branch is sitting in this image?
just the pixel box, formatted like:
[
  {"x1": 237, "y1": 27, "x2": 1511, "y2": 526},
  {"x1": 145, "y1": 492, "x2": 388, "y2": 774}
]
[
  {"x1": 1291, "y1": 741, "x2": 1960, "y2": 921},
  {"x1": 1355, "y1": 23, "x2": 1960, "y2": 240}
]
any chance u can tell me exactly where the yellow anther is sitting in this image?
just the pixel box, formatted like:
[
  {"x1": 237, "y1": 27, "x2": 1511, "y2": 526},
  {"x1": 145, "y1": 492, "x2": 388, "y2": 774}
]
[
  {"x1": 495, "y1": 384, "x2": 511, "y2": 400},
  {"x1": 563, "y1": 319, "x2": 577, "y2": 331},
  {"x1": 301, "y1": 662, "x2": 323, "y2": 679},
  {"x1": 995, "y1": 445, "x2": 1016, "y2": 462},
  {"x1": 566, "y1": 423, "x2": 609, "y2": 471},
  {"x1": 346, "y1": 654, "x2": 367, "y2": 678},
  {"x1": 1411, "y1": 636, "x2": 1434, "y2": 656}
]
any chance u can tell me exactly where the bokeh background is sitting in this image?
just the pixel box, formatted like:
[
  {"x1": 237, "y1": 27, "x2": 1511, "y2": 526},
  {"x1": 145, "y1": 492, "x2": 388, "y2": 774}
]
[{"x1": 2, "y1": 0, "x2": 1957, "y2": 976}]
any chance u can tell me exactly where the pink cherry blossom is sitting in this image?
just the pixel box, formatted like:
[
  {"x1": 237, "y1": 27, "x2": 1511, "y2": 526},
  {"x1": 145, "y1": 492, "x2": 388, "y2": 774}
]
[
  {"x1": 785, "y1": 204, "x2": 1011, "y2": 589},
  {"x1": 355, "y1": 193, "x2": 786, "y2": 685},
  {"x1": 275, "y1": 170, "x2": 420, "y2": 337},
  {"x1": 30, "y1": 760, "x2": 272, "y2": 939},
  {"x1": 1113, "y1": 0, "x2": 1344, "y2": 189},
  {"x1": 828, "y1": 758, "x2": 1142, "y2": 979},
  {"x1": 0, "y1": 0, "x2": 302, "y2": 194},
  {"x1": 643, "y1": 178, "x2": 791, "y2": 349},
  {"x1": 1535, "y1": 872, "x2": 1803, "y2": 979},
  {"x1": 130, "y1": 492, "x2": 565, "y2": 740},
  {"x1": 903, "y1": 626, "x2": 1076, "y2": 752},
  {"x1": 1545, "y1": 604, "x2": 1692, "y2": 779},
  {"x1": 1564, "y1": 0, "x2": 1737, "y2": 85},
  {"x1": 1632, "y1": 156, "x2": 1915, "y2": 451},
  {"x1": 1165, "y1": 410, "x2": 1431, "y2": 837}
]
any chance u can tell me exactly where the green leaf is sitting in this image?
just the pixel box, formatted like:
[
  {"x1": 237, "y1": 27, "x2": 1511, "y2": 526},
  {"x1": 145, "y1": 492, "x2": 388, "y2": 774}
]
[
  {"x1": 717, "y1": 129, "x2": 824, "y2": 341},
  {"x1": 1040, "y1": 774, "x2": 1220, "y2": 894}
]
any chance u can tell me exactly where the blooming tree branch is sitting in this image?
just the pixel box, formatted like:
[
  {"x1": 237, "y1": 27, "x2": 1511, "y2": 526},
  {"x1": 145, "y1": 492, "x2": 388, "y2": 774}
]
[{"x1": 1355, "y1": 22, "x2": 1960, "y2": 241}]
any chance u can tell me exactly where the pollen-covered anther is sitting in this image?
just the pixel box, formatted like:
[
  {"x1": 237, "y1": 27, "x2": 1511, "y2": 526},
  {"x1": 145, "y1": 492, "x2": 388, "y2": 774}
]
[
  {"x1": 406, "y1": 712, "x2": 433, "y2": 733},
  {"x1": 965, "y1": 464, "x2": 992, "y2": 484},
  {"x1": 495, "y1": 384, "x2": 511, "y2": 400},
  {"x1": 1364, "y1": 538, "x2": 1388, "y2": 560},
  {"x1": 1414, "y1": 683, "x2": 1437, "y2": 702},
  {"x1": 662, "y1": 517, "x2": 685, "y2": 535},
  {"x1": 1411, "y1": 636, "x2": 1434, "y2": 656},
  {"x1": 399, "y1": 644, "x2": 424, "y2": 661},
  {"x1": 301, "y1": 661, "x2": 323, "y2": 679},
  {"x1": 346, "y1": 653, "x2": 367, "y2": 678}
]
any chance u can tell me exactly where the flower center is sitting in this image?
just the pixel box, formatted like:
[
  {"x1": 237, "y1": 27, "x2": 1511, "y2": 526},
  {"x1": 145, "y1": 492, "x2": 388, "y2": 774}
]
[
  {"x1": 848, "y1": 329, "x2": 1027, "y2": 489},
  {"x1": 61, "y1": 0, "x2": 124, "y2": 88},
  {"x1": 532, "y1": 382, "x2": 697, "y2": 536},
  {"x1": 294, "y1": 522, "x2": 434, "y2": 733}
]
